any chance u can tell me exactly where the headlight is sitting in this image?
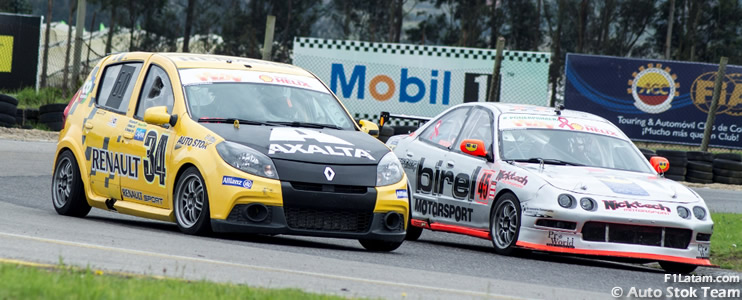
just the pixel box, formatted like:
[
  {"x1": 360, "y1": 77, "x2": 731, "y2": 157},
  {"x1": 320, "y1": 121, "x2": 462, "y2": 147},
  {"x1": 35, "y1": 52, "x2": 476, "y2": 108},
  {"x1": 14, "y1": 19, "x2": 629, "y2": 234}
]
[
  {"x1": 216, "y1": 141, "x2": 278, "y2": 179},
  {"x1": 693, "y1": 206, "x2": 706, "y2": 220},
  {"x1": 677, "y1": 206, "x2": 690, "y2": 219},
  {"x1": 580, "y1": 197, "x2": 595, "y2": 211},
  {"x1": 376, "y1": 152, "x2": 403, "y2": 186},
  {"x1": 558, "y1": 194, "x2": 574, "y2": 208}
]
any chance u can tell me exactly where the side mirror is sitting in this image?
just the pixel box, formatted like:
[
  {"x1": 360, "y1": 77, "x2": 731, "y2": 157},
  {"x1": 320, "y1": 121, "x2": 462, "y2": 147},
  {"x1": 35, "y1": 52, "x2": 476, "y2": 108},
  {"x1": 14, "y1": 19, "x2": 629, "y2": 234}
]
[
  {"x1": 460, "y1": 139, "x2": 488, "y2": 158},
  {"x1": 143, "y1": 106, "x2": 177, "y2": 127},
  {"x1": 650, "y1": 156, "x2": 670, "y2": 174},
  {"x1": 358, "y1": 119, "x2": 380, "y2": 137}
]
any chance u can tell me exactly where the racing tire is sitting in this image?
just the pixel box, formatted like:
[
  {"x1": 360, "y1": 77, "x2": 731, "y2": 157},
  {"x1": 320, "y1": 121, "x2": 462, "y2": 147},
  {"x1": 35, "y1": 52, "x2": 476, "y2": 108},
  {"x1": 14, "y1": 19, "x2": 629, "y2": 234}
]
[
  {"x1": 714, "y1": 153, "x2": 742, "y2": 162},
  {"x1": 174, "y1": 167, "x2": 212, "y2": 235},
  {"x1": 656, "y1": 150, "x2": 687, "y2": 159},
  {"x1": 39, "y1": 112, "x2": 64, "y2": 123},
  {"x1": 713, "y1": 159, "x2": 742, "y2": 171},
  {"x1": 663, "y1": 174, "x2": 685, "y2": 181},
  {"x1": 0, "y1": 94, "x2": 19, "y2": 106},
  {"x1": 685, "y1": 169, "x2": 713, "y2": 180},
  {"x1": 359, "y1": 239, "x2": 404, "y2": 252},
  {"x1": 666, "y1": 157, "x2": 687, "y2": 167},
  {"x1": 659, "y1": 261, "x2": 698, "y2": 274},
  {"x1": 663, "y1": 167, "x2": 686, "y2": 176},
  {"x1": 643, "y1": 154, "x2": 656, "y2": 161},
  {"x1": 685, "y1": 176, "x2": 713, "y2": 184},
  {"x1": 638, "y1": 148, "x2": 655, "y2": 155},
  {"x1": 686, "y1": 161, "x2": 713, "y2": 173},
  {"x1": 51, "y1": 150, "x2": 91, "y2": 217},
  {"x1": 687, "y1": 151, "x2": 714, "y2": 162},
  {"x1": 713, "y1": 175, "x2": 742, "y2": 185},
  {"x1": 405, "y1": 221, "x2": 423, "y2": 241},
  {"x1": 713, "y1": 168, "x2": 742, "y2": 178},
  {"x1": 0, "y1": 101, "x2": 16, "y2": 115},
  {"x1": 39, "y1": 103, "x2": 67, "y2": 114},
  {"x1": 0, "y1": 113, "x2": 15, "y2": 127},
  {"x1": 45, "y1": 121, "x2": 64, "y2": 131},
  {"x1": 490, "y1": 192, "x2": 522, "y2": 255}
]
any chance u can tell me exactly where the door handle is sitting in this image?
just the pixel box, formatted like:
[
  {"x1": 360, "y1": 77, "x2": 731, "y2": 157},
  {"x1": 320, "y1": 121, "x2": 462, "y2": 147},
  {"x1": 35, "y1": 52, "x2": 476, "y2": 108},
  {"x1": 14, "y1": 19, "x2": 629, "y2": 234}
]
[
  {"x1": 123, "y1": 132, "x2": 134, "y2": 139},
  {"x1": 406, "y1": 151, "x2": 414, "y2": 157},
  {"x1": 84, "y1": 122, "x2": 93, "y2": 129},
  {"x1": 446, "y1": 161, "x2": 455, "y2": 168}
]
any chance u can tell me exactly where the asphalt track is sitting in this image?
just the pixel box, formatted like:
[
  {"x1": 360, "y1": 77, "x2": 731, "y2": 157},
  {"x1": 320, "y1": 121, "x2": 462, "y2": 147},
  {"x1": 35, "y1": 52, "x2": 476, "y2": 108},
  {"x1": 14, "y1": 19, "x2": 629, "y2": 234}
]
[{"x1": 0, "y1": 139, "x2": 740, "y2": 300}]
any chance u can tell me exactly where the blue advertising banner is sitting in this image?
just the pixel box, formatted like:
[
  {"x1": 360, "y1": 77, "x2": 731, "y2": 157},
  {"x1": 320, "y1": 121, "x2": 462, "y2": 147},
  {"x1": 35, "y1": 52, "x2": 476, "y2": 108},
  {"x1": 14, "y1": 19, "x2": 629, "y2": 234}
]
[{"x1": 564, "y1": 53, "x2": 742, "y2": 149}]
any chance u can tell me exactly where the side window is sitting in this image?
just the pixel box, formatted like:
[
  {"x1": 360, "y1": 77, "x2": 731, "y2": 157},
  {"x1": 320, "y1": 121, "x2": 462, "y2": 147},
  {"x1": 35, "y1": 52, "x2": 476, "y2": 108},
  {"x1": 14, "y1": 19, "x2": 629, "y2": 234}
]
[
  {"x1": 454, "y1": 108, "x2": 494, "y2": 154},
  {"x1": 135, "y1": 65, "x2": 174, "y2": 119},
  {"x1": 419, "y1": 107, "x2": 470, "y2": 149},
  {"x1": 97, "y1": 62, "x2": 143, "y2": 113}
]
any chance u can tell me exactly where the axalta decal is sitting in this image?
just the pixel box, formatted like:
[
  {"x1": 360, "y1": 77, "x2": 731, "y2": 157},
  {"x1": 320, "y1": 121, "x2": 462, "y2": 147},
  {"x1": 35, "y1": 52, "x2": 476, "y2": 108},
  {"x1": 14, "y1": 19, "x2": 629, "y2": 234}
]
[
  {"x1": 627, "y1": 63, "x2": 679, "y2": 114},
  {"x1": 547, "y1": 231, "x2": 575, "y2": 248},
  {"x1": 495, "y1": 170, "x2": 528, "y2": 187},
  {"x1": 122, "y1": 187, "x2": 163, "y2": 205},
  {"x1": 414, "y1": 198, "x2": 473, "y2": 222},
  {"x1": 330, "y1": 64, "x2": 451, "y2": 104},
  {"x1": 268, "y1": 128, "x2": 375, "y2": 160},
  {"x1": 222, "y1": 176, "x2": 253, "y2": 189},
  {"x1": 602, "y1": 200, "x2": 671, "y2": 214},
  {"x1": 88, "y1": 147, "x2": 141, "y2": 179},
  {"x1": 416, "y1": 157, "x2": 482, "y2": 201}
]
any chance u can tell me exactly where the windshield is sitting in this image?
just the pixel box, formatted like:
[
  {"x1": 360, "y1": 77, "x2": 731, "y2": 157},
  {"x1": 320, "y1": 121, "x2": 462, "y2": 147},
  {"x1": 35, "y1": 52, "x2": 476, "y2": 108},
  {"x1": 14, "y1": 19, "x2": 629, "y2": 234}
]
[
  {"x1": 500, "y1": 129, "x2": 653, "y2": 173},
  {"x1": 184, "y1": 83, "x2": 356, "y2": 130}
]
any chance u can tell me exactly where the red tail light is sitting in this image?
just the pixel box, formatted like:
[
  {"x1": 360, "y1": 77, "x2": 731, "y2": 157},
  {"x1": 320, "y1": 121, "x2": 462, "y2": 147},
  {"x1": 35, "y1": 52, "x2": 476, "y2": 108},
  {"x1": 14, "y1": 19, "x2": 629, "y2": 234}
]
[{"x1": 62, "y1": 90, "x2": 81, "y2": 130}]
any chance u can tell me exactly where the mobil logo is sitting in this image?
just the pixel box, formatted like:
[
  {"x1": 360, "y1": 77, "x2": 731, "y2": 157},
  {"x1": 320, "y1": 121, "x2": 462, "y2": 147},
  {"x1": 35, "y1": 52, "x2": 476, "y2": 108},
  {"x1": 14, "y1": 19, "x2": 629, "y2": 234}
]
[{"x1": 330, "y1": 63, "x2": 451, "y2": 104}]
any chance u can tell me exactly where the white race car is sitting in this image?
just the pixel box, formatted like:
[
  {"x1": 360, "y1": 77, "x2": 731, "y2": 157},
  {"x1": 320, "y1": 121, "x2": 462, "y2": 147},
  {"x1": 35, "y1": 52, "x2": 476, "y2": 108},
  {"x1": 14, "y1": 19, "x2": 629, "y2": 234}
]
[{"x1": 388, "y1": 103, "x2": 713, "y2": 273}]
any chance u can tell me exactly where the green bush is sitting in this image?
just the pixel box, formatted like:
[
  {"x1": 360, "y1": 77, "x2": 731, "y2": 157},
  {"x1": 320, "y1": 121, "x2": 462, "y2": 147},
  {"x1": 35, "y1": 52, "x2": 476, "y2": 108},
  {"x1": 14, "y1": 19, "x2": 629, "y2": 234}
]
[{"x1": 2, "y1": 87, "x2": 67, "y2": 108}]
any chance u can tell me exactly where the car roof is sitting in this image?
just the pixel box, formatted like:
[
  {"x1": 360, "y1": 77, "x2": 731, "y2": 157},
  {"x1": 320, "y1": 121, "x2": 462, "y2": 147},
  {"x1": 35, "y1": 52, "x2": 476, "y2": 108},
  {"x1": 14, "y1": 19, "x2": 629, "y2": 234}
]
[
  {"x1": 148, "y1": 52, "x2": 314, "y2": 77},
  {"x1": 473, "y1": 102, "x2": 612, "y2": 123}
]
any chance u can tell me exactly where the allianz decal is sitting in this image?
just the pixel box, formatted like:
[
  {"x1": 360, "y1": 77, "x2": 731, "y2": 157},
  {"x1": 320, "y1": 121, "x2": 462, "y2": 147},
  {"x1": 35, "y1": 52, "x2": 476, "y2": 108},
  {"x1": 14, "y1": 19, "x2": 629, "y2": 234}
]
[{"x1": 268, "y1": 128, "x2": 375, "y2": 160}]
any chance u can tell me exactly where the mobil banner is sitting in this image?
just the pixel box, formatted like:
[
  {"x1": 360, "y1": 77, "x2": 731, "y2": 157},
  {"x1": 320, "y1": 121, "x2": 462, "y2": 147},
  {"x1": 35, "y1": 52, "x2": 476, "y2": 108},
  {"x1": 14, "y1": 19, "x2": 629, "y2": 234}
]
[
  {"x1": 293, "y1": 37, "x2": 550, "y2": 123},
  {"x1": 564, "y1": 53, "x2": 742, "y2": 149}
]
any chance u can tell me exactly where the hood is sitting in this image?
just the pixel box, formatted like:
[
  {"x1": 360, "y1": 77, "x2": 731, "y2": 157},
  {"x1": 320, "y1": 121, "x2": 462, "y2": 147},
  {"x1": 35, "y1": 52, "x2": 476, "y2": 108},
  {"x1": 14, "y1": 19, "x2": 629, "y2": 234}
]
[
  {"x1": 203, "y1": 123, "x2": 389, "y2": 165},
  {"x1": 516, "y1": 163, "x2": 701, "y2": 203}
]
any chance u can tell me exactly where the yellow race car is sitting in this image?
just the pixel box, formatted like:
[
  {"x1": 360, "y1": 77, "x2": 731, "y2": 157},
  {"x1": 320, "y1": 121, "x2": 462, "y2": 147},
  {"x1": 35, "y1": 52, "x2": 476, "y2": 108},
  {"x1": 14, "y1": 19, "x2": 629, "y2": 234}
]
[{"x1": 51, "y1": 52, "x2": 409, "y2": 251}]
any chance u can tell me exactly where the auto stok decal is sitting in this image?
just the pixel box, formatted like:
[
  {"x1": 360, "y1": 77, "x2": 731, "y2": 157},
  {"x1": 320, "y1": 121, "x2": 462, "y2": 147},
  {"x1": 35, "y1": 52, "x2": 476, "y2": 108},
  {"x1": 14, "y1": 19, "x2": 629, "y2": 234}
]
[
  {"x1": 176, "y1": 136, "x2": 208, "y2": 149},
  {"x1": 268, "y1": 128, "x2": 375, "y2": 160},
  {"x1": 122, "y1": 187, "x2": 163, "y2": 205},
  {"x1": 222, "y1": 176, "x2": 253, "y2": 189},
  {"x1": 142, "y1": 131, "x2": 169, "y2": 186},
  {"x1": 602, "y1": 200, "x2": 671, "y2": 215},
  {"x1": 414, "y1": 198, "x2": 473, "y2": 222},
  {"x1": 547, "y1": 231, "x2": 575, "y2": 248},
  {"x1": 495, "y1": 170, "x2": 528, "y2": 188},
  {"x1": 89, "y1": 147, "x2": 141, "y2": 179},
  {"x1": 415, "y1": 157, "x2": 482, "y2": 201}
]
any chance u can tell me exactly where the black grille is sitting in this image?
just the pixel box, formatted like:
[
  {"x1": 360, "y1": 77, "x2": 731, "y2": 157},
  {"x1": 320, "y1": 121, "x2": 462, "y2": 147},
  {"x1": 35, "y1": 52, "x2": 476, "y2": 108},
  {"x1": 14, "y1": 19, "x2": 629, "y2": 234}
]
[
  {"x1": 285, "y1": 207, "x2": 372, "y2": 232},
  {"x1": 581, "y1": 222, "x2": 692, "y2": 249},
  {"x1": 535, "y1": 219, "x2": 577, "y2": 230},
  {"x1": 226, "y1": 204, "x2": 272, "y2": 224},
  {"x1": 290, "y1": 182, "x2": 369, "y2": 194},
  {"x1": 696, "y1": 233, "x2": 712, "y2": 242}
]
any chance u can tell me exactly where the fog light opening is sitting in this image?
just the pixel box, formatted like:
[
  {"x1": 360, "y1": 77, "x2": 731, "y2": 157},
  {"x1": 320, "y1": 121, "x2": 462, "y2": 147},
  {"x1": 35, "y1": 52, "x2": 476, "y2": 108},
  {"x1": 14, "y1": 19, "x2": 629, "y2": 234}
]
[
  {"x1": 384, "y1": 212, "x2": 402, "y2": 231},
  {"x1": 244, "y1": 203, "x2": 269, "y2": 223}
]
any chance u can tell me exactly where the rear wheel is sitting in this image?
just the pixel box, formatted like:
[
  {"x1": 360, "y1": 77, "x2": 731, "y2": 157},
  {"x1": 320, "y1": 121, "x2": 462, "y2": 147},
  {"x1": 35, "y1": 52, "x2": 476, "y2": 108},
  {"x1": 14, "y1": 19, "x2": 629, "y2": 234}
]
[
  {"x1": 51, "y1": 151, "x2": 91, "y2": 217},
  {"x1": 659, "y1": 261, "x2": 698, "y2": 274},
  {"x1": 405, "y1": 191, "x2": 423, "y2": 241},
  {"x1": 359, "y1": 239, "x2": 403, "y2": 252},
  {"x1": 490, "y1": 192, "x2": 521, "y2": 255},
  {"x1": 174, "y1": 167, "x2": 211, "y2": 235}
]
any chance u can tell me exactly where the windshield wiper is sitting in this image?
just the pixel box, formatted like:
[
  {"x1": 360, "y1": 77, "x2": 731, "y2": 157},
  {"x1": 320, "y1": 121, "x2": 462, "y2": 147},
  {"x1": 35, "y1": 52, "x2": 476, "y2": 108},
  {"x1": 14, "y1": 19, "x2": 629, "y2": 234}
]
[
  {"x1": 266, "y1": 121, "x2": 342, "y2": 130},
  {"x1": 198, "y1": 118, "x2": 274, "y2": 126},
  {"x1": 508, "y1": 157, "x2": 584, "y2": 166}
]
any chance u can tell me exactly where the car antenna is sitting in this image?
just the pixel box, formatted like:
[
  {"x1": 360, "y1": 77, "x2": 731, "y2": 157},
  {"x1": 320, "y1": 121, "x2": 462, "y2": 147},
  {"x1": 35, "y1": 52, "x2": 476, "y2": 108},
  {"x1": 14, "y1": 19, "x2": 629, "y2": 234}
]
[
  {"x1": 234, "y1": 119, "x2": 240, "y2": 129},
  {"x1": 554, "y1": 104, "x2": 565, "y2": 116}
]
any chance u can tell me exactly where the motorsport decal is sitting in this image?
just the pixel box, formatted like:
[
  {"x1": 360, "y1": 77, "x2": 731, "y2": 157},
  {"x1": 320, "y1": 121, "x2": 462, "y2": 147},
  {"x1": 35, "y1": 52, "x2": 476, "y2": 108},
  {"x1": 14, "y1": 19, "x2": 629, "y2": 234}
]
[
  {"x1": 628, "y1": 64, "x2": 679, "y2": 114},
  {"x1": 602, "y1": 200, "x2": 671, "y2": 215},
  {"x1": 268, "y1": 128, "x2": 375, "y2": 160},
  {"x1": 475, "y1": 169, "x2": 497, "y2": 204},
  {"x1": 222, "y1": 176, "x2": 253, "y2": 189},
  {"x1": 523, "y1": 206, "x2": 554, "y2": 218},
  {"x1": 547, "y1": 231, "x2": 575, "y2": 248},
  {"x1": 495, "y1": 170, "x2": 528, "y2": 188},
  {"x1": 142, "y1": 131, "x2": 169, "y2": 186},
  {"x1": 178, "y1": 69, "x2": 329, "y2": 93},
  {"x1": 416, "y1": 157, "x2": 482, "y2": 201},
  {"x1": 598, "y1": 176, "x2": 649, "y2": 196},
  {"x1": 396, "y1": 189, "x2": 408, "y2": 199},
  {"x1": 122, "y1": 187, "x2": 163, "y2": 205},
  {"x1": 88, "y1": 147, "x2": 141, "y2": 179},
  {"x1": 499, "y1": 114, "x2": 621, "y2": 138},
  {"x1": 414, "y1": 198, "x2": 473, "y2": 222},
  {"x1": 398, "y1": 157, "x2": 419, "y2": 170},
  {"x1": 176, "y1": 136, "x2": 208, "y2": 149}
]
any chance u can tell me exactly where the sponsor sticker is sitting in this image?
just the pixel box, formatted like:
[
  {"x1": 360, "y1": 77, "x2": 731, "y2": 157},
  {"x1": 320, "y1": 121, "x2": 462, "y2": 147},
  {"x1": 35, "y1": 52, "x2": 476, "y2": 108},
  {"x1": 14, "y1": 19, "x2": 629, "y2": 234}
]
[
  {"x1": 222, "y1": 176, "x2": 253, "y2": 189},
  {"x1": 396, "y1": 189, "x2": 408, "y2": 199},
  {"x1": 134, "y1": 128, "x2": 146, "y2": 141}
]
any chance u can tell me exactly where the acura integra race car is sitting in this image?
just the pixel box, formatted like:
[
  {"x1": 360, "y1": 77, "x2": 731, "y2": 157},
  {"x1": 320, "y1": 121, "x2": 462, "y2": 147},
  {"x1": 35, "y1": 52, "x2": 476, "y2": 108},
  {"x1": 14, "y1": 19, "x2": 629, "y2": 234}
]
[
  {"x1": 51, "y1": 52, "x2": 409, "y2": 251},
  {"x1": 388, "y1": 103, "x2": 714, "y2": 272}
]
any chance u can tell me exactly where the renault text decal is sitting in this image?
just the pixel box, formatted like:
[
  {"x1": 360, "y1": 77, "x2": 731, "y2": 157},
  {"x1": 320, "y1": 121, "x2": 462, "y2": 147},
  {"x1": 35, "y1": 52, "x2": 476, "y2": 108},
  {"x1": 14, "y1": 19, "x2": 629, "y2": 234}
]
[{"x1": 89, "y1": 147, "x2": 141, "y2": 179}]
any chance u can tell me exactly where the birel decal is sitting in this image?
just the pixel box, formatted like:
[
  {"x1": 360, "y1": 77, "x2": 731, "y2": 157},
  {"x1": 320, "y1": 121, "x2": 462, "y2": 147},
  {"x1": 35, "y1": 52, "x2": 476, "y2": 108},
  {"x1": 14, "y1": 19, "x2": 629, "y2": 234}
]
[
  {"x1": 602, "y1": 200, "x2": 671, "y2": 215},
  {"x1": 222, "y1": 176, "x2": 253, "y2": 189},
  {"x1": 415, "y1": 157, "x2": 483, "y2": 201},
  {"x1": 268, "y1": 128, "x2": 375, "y2": 160},
  {"x1": 88, "y1": 147, "x2": 141, "y2": 179},
  {"x1": 178, "y1": 69, "x2": 329, "y2": 93}
]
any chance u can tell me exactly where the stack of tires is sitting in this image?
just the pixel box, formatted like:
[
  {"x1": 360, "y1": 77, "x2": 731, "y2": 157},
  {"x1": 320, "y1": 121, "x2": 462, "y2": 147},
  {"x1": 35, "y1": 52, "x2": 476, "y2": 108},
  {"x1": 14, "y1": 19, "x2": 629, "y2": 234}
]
[
  {"x1": 712, "y1": 153, "x2": 742, "y2": 185},
  {"x1": 639, "y1": 148, "x2": 656, "y2": 161},
  {"x1": 656, "y1": 150, "x2": 687, "y2": 181},
  {"x1": 0, "y1": 94, "x2": 18, "y2": 127},
  {"x1": 684, "y1": 151, "x2": 714, "y2": 184},
  {"x1": 15, "y1": 108, "x2": 39, "y2": 128},
  {"x1": 38, "y1": 103, "x2": 67, "y2": 131}
]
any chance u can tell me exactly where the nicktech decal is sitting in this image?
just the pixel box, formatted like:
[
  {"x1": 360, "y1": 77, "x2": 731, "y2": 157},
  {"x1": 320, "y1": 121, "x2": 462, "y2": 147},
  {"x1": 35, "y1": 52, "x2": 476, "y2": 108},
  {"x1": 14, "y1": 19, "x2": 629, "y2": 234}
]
[
  {"x1": 602, "y1": 200, "x2": 671, "y2": 214},
  {"x1": 222, "y1": 176, "x2": 253, "y2": 189},
  {"x1": 547, "y1": 231, "x2": 575, "y2": 248},
  {"x1": 89, "y1": 147, "x2": 141, "y2": 179},
  {"x1": 414, "y1": 198, "x2": 473, "y2": 222},
  {"x1": 268, "y1": 128, "x2": 375, "y2": 160},
  {"x1": 415, "y1": 157, "x2": 482, "y2": 201},
  {"x1": 495, "y1": 170, "x2": 528, "y2": 187}
]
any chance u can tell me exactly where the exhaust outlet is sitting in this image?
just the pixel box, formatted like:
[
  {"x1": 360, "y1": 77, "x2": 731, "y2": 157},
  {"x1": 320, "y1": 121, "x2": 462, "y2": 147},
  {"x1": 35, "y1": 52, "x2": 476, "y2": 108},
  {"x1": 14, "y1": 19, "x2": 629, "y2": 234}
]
[{"x1": 243, "y1": 203, "x2": 269, "y2": 223}]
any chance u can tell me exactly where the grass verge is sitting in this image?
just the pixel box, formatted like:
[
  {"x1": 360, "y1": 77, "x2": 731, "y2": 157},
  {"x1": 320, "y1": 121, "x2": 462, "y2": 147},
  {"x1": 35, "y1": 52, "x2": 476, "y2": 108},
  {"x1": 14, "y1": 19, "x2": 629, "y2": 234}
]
[
  {"x1": 0, "y1": 261, "x2": 352, "y2": 300},
  {"x1": 710, "y1": 212, "x2": 742, "y2": 271}
]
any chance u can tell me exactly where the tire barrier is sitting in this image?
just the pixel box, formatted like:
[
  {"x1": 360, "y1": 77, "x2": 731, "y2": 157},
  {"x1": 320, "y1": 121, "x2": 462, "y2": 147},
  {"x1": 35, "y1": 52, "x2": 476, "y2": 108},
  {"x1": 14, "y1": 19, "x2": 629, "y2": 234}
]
[
  {"x1": 38, "y1": 103, "x2": 66, "y2": 131},
  {"x1": 643, "y1": 150, "x2": 742, "y2": 185},
  {"x1": 685, "y1": 151, "x2": 714, "y2": 184},
  {"x1": 0, "y1": 94, "x2": 19, "y2": 128}
]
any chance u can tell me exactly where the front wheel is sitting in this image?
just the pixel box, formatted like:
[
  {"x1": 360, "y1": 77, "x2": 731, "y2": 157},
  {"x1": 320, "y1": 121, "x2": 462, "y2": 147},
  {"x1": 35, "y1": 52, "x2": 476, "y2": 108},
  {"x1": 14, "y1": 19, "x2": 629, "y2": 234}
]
[
  {"x1": 174, "y1": 167, "x2": 211, "y2": 235},
  {"x1": 490, "y1": 192, "x2": 522, "y2": 255},
  {"x1": 659, "y1": 261, "x2": 698, "y2": 274},
  {"x1": 51, "y1": 150, "x2": 91, "y2": 217},
  {"x1": 359, "y1": 239, "x2": 403, "y2": 252}
]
